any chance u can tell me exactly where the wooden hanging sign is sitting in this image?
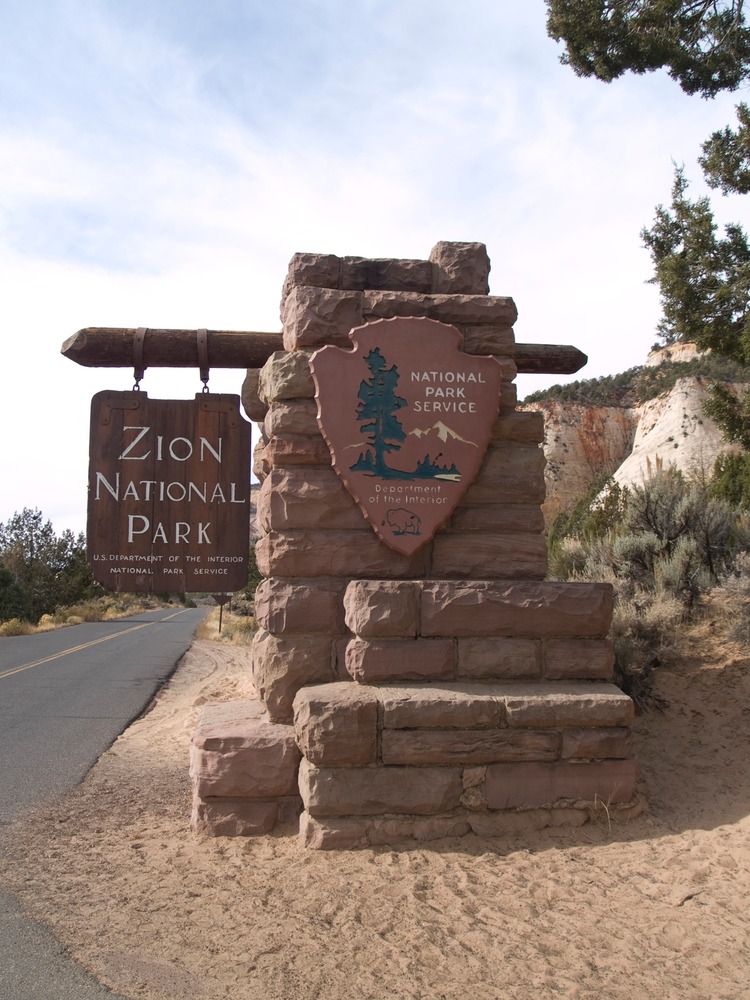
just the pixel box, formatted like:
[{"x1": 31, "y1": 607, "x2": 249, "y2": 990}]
[
  {"x1": 87, "y1": 391, "x2": 251, "y2": 593},
  {"x1": 310, "y1": 317, "x2": 502, "y2": 555}
]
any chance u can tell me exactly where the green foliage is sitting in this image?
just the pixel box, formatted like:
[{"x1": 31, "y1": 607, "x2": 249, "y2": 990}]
[
  {"x1": 711, "y1": 450, "x2": 750, "y2": 506},
  {"x1": 550, "y1": 468, "x2": 747, "y2": 708},
  {"x1": 244, "y1": 545, "x2": 263, "y2": 599},
  {"x1": 0, "y1": 508, "x2": 101, "y2": 623},
  {"x1": 641, "y1": 167, "x2": 750, "y2": 444},
  {"x1": 700, "y1": 101, "x2": 750, "y2": 194},
  {"x1": 641, "y1": 168, "x2": 750, "y2": 355},
  {"x1": 546, "y1": 0, "x2": 750, "y2": 97},
  {"x1": 704, "y1": 381, "x2": 750, "y2": 448},
  {"x1": 548, "y1": 2, "x2": 750, "y2": 453},
  {"x1": 0, "y1": 565, "x2": 31, "y2": 621}
]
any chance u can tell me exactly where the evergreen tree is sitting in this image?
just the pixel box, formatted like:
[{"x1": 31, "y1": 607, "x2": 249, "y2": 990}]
[
  {"x1": 547, "y1": 2, "x2": 750, "y2": 449},
  {"x1": 354, "y1": 348, "x2": 407, "y2": 475},
  {"x1": 546, "y1": 1, "x2": 750, "y2": 97}
]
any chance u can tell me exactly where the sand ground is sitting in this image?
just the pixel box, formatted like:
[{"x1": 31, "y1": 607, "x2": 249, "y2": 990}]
[{"x1": 2, "y1": 619, "x2": 749, "y2": 1000}]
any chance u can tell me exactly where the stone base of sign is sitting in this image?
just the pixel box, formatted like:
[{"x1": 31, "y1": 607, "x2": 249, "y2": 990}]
[{"x1": 188, "y1": 240, "x2": 640, "y2": 847}]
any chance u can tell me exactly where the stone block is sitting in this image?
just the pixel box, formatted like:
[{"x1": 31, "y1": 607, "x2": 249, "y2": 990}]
[
  {"x1": 459, "y1": 324, "x2": 514, "y2": 357},
  {"x1": 449, "y1": 506, "x2": 545, "y2": 534},
  {"x1": 299, "y1": 811, "x2": 472, "y2": 849},
  {"x1": 428, "y1": 241, "x2": 491, "y2": 294},
  {"x1": 544, "y1": 639, "x2": 615, "y2": 681},
  {"x1": 281, "y1": 252, "x2": 436, "y2": 298},
  {"x1": 254, "y1": 578, "x2": 346, "y2": 635},
  {"x1": 252, "y1": 437, "x2": 270, "y2": 482},
  {"x1": 264, "y1": 399, "x2": 320, "y2": 437},
  {"x1": 420, "y1": 581, "x2": 614, "y2": 639},
  {"x1": 256, "y1": 530, "x2": 429, "y2": 579},
  {"x1": 339, "y1": 256, "x2": 433, "y2": 292},
  {"x1": 484, "y1": 760, "x2": 638, "y2": 809},
  {"x1": 293, "y1": 682, "x2": 379, "y2": 767},
  {"x1": 241, "y1": 369, "x2": 267, "y2": 422},
  {"x1": 378, "y1": 683, "x2": 505, "y2": 729},
  {"x1": 282, "y1": 286, "x2": 364, "y2": 350},
  {"x1": 462, "y1": 442, "x2": 546, "y2": 505},
  {"x1": 283, "y1": 252, "x2": 341, "y2": 294},
  {"x1": 457, "y1": 637, "x2": 541, "y2": 680},
  {"x1": 261, "y1": 436, "x2": 332, "y2": 468},
  {"x1": 256, "y1": 469, "x2": 364, "y2": 533},
  {"x1": 468, "y1": 808, "x2": 589, "y2": 837},
  {"x1": 362, "y1": 290, "x2": 517, "y2": 327},
  {"x1": 561, "y1": 727, "x2": 633, "y2": 760},
  {"x1": 189, "y1": 717, "x2": 300, "y2": 799},
  {"x1": 431, "y1": 532, "x2": 548, "y2": 579},
  {"x1": 259, "y1": 350, "x2": 315, "y2": 403},
  {"x1": 499, "y1": 383, "x2": 518, "y2": 412},
  {"x1": 191, "y1": 698, "x2": 266, "y2": 747},
  {"x1": 343, "y1": 580, "x2": 419, "y2": 637},
  {"x1": 381, "y1": 729, "x2": 559, "y2": 766},
  {"x1": 251, "y1": 630, "x2": 333, "y2": 721},
  {"x1": 345, "y1": 638, "x2": 455, "y2": 683},
  {"x1": 491, "y1": 410, "x2": 545, "y2": 444},
  {"x1": 191, "y1": 796, "x2": 280, "y2": 837},
  {"x1": 503, "y1": 683, "x2": 634, "y2": 728},
  {"x1": 299, "y1": 759, "x2": 463, "y2": 816}
]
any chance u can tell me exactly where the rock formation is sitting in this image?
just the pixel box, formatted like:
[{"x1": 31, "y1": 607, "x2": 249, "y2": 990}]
[{"x1": 525, "y1": 345, "x2": 742, "y2": 523}]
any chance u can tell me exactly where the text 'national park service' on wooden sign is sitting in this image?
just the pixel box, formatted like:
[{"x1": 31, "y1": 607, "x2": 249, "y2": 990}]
[
  {"x1": 310, "y1": 317, "x2": 503, "y2": 555},
  {"x1": 87, "y1": 391, "x2": 251, "y2": 593}
]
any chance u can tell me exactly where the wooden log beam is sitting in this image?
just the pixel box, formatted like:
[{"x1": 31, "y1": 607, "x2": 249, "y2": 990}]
[
  {"x1": 61, "y1": 327, "x2": 588, "y2": 376},
  {"x1": 513, "y1": 343, "x2": 588, "y2": 375}
]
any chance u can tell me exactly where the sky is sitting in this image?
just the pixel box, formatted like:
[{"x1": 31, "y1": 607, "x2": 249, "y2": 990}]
[{"x1": 0, "y1": 0, "x2": 746, "y2": 537}]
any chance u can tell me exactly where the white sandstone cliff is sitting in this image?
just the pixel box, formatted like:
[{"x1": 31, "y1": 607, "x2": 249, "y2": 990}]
[{"x1": 525, "y1": 346, "x2": 741, "y2": 523}]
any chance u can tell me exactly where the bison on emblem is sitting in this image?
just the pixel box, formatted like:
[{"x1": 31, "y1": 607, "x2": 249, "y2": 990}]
[{"x1": 386, "y1": 507, "x2": 421, "y2": 536}]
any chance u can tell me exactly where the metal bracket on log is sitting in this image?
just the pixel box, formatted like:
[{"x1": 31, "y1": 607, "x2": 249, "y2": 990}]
[{"x1": 61, "y1": 327, "x2": 588, "y2": 376}]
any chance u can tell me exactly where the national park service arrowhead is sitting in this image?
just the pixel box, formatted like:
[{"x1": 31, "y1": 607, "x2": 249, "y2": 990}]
[{"x1": 310, "y1": 317, "x2": 503, "y2": 555}]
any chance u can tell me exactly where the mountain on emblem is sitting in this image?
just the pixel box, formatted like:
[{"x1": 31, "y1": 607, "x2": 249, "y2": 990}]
[{"x1": 310, "y1": 317, "x2": 503, "y2": 555}]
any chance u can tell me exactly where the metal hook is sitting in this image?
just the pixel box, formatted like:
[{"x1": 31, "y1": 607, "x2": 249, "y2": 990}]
[
  {"x1": 133, "y1": 327, "x2": 147, "y2": 390},
  {"x1": 197, "y1": 328, "x2": 209, "y2": 392}
]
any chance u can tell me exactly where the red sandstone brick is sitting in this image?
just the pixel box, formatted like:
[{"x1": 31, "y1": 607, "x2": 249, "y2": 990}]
[
  {"x1": 251, "y1": 630, "x2": 334, "y2": 721},
  {"x1": 343, "y1": 580, "x2": 419, "y2": 637},
  {"x1": 256, "y1": 470, "x2": 365, "y2": 533},
  {"x1": 561, "y1": 728, "x2": 633, "y2": 760},
  {"x1": 293, "y1": 683, "x2": 379, "y2": 767},
  {"x1": 431, "y1": 532, "x2": 547, "y2": 579},
  {"x1": 299, "y1": 759, "x2": 463, "y2": 817},
  {"x1": 381, "y1": 729, "x2": 559, "y2": 766},
  {"x1": 456, "y1": 637, "x2": 541, "y2": 680},
  {"x1": 254, "y1": 578, "x2": 346, "y2": 635},
  {"x1": 544, "y1": 639, "x2": 615, "y2": 681},
  {"x1": 256, "y1": 530, "x2": 429, "y2": 579},
  {"x1": 345, "y1": 638, "x2": 455, "y2": 683},
  {"x1": 282, "y1": 286, "x2": 364, "y2": 351},
  {"x1": 420, "y1": 581, "x2": 614, "y2": 639},
  {"x1": 448, "y1": 506, "x2": 545, "y2": 534},
  {"x1": 484, "y1": 760, "x2": 638, "y2": 809},
  {"x1": 461, "y1": 442, "x2": 546, "y2": 505}
]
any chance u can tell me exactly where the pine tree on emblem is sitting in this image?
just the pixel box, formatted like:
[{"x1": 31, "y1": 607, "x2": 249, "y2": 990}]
[{"x1": 353, "y1": 348, "x2": 407, "y2": 475}]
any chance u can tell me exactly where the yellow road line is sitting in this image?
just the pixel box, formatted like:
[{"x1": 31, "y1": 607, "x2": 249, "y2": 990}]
[{"x1": 0, "y1": 610, "x2": 190, "y2": 681}]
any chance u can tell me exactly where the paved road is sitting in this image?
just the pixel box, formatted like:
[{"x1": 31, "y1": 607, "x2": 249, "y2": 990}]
[{"x1": 0, "y1": 606, "x2": 208, "y2": 999}]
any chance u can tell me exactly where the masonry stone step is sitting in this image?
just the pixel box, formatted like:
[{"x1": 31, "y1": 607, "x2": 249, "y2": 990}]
[
  {"x1": 190, "y1": 698, "x2": 301, "y2": 837},
  {"x1": 293, "y1": 680, "x2": 634, "y2": 769}
]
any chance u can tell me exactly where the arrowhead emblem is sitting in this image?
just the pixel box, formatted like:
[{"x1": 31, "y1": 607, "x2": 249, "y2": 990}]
[{"x1": 310, "y1": 317, "x2": 503, "y2": 554}]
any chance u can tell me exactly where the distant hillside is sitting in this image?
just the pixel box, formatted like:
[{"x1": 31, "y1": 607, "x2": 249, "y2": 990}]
[
  {"x1": 523, "y1": 354, "x2": 750, "y2": 409},
  {"x1": 522, "y1": 345, "x2": 749, "y2": 523}
]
